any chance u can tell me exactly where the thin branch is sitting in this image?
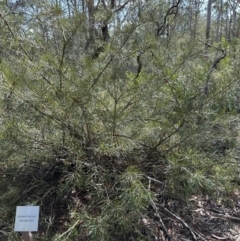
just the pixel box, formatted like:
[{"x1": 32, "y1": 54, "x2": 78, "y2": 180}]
[
  {"x1": 55, "y1": 220, "x2": 80, "y2": 240},
  {"x1": 212, "y1": 213, "x2": 240, "y2": 222},
  {"x1": 25, "y1": 101, "x2": 61, "y2": 125},
  {"x1": 150, "y1": 119, "x2": 184, "y2": 152},
  {"x1": 162, "y1": 207, "x2": 198, "y2": 241},
  {"x1": 205, "y1": 49, "x2": 226, "y2": 95},
  {"x1": 0, "y1": 12, "x2": 33, "y2": 62},
  {"x1": 150, "y1": 200, "x2": 171, "y2": 240},
  {"x1": 197, "y1": 38, "x2": 223, "y2": 52},
  {"x1": 144, "y1": 175, "x2": 164, "y2": 185},
  {"x1": 211, "y1": 234, "x2": 228, "y2": 240},
  {"x1": 0, "y1": 12, "x2": 62, "y2": 100},
  {"x1": 197, "y1": 38, "x2": 227, "y2": 96},
  {"x1": 40, "y1": 74, "x2": 61, "y2": 99},
  {"x1": 92, "y1": 94, "x2": 113, "y2": 117},
  {"x1": 91, "y1": 56, "x2": 113, "y2": 88},
  {"x1": 91, "y1": 24, "x2": 138, "y2": 88},
  {"x1": 156, "y1": 0, "x2": 181, "y2": 36},
  {"x1": 114, "y1": 1, "x2": 129, "y2": 13}
]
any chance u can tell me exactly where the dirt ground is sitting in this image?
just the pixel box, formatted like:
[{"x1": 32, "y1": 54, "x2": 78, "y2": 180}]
[{"x1": 149, "y1": 192, "x2": 240, "y2": 241}]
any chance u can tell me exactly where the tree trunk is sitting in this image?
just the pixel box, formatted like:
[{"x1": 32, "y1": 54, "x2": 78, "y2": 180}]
[
  {"x1": 215, "y1": 0, "x2": 222, "y2": 42},
  {"x1": 230, "y1": 0, "x2": 237, "y2": 39},
  {"x1": 86, "y1": 0, "x2": 95, "y2": 46},
  {"x1": 206, "y1": 0, "x2": 212, "y2": 49}
]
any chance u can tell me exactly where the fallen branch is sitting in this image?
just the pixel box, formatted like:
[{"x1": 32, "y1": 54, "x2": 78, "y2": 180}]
[
  {"x1": 150, "y1": 201, "x2": 171, "y2": 240},
  {"x1": 144, "y1": 175, "x2": 164, "y2": 185},
  {"x1": 211, "y1": 234, "x2": 228, "y2": 240},
  {"x1": 162, "y1": 207, "x2": 197, "y2": 241},
  {"x1": 212, "y1": 213, "x2": 240, "y2": 222}
]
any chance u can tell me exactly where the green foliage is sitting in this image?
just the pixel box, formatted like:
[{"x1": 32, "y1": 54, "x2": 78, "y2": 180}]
[{"x1": 0, "y1": 0, "x2": 240, "y2": 240}]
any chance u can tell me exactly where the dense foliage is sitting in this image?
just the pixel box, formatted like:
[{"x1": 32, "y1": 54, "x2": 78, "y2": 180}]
[{"x1": 1, "y1": 0, "x2": 240, "y2": 240}]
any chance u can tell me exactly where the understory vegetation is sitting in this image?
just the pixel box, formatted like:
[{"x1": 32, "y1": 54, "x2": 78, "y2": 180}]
[{"x1": 1, "y1": 0, "x2": 240, "y2": 240}]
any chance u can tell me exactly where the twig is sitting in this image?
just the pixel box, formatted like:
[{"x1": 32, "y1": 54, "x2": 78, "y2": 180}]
[
  {"x1": 197, "y1": 39, "x2": 227, "y2": 96},
  {"x1": 197, "y1": 38, "x2": 223, "y2": 52},
  {"x1": 156, "y1": 0, "x2": 181, "y2": 36},
  {"x1": 211, "y1": 234, "x2": 228, "y2": 240},
  {"x1": 162, "y1": 207, "x2": 198, "y2": 241},
  {"x1": 150, "y1": 201, "x2": 171, "y2": 240},
  {"x1": 55, "y1": 220, "x2": 80, "y2": 240},
  {"x1": 91, "y1": 23, "x2": 138, "y2": 88},
  {"x1": 212, "y1": 213, "x2": 240, "y2": 222},
  {"x1": 144, "y1": 175, "x2": 164, "y2": 185},
  {"x1": 0, "y1": 12, "x2": 33, "y2": 62},
  {"x1": 205, "y1": 49, "x2": 226, "y2": 95},
  {"x1": 150, "y1": 119, "x2": 184, "y2": 153},
  {"x1": 91, "y1": 56, "x2": 113, "y2": 88},
  {"x1": 0, "y1": 12, "x2": 62, "y2": 100},
  {"x1": 114, "y1": 1, "x2": 129, "y2": 13}
]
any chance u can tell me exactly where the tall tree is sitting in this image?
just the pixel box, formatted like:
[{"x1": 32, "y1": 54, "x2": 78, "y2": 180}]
[{"x1": 206, "y1": 0, "x2": 213, "y2": 48}]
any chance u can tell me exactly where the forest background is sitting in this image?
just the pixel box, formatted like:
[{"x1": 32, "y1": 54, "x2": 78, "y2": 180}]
[{"x1": 1, "y1": 0, "x2": 240, "y2": 240}]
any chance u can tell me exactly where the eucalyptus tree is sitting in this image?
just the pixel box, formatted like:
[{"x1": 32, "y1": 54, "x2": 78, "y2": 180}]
[
  {"x1": 212, "y1": 0, "x2": 240, "y2": 41},
  {"x1": 206, "y1": 0, "x2": 213, "y2": 47},
  {"x1": 179, "y1": 0, "x2": 204, "y2": 38}
]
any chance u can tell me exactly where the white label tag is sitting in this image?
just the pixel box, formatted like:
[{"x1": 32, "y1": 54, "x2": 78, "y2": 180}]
[{"x1": 14, "y1": 206, "x2": 40, "y2": 232}]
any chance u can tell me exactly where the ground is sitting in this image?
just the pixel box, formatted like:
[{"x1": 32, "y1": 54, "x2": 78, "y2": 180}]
[{"x1": 148, "y1": 191, "x2": 240, "y2": 241}]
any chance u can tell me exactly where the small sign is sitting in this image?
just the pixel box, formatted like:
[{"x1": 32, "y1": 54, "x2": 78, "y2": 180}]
[{"x1": 14, "y1": 206, "x2": 40, "y2": 232}]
